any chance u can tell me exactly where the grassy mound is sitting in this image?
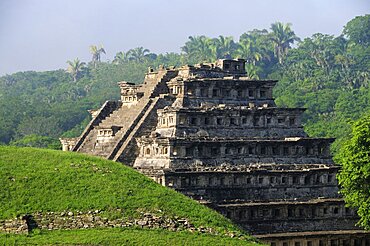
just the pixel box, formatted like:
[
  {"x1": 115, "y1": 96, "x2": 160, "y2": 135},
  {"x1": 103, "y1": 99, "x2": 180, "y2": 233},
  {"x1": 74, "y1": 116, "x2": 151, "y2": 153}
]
[{"x1": 0, "y1": 146, "x2": 256, "y2": 244}]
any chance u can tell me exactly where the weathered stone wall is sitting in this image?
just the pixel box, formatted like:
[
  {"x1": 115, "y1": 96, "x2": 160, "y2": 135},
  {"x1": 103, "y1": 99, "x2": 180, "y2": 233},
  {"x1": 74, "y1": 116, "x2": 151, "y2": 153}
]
[
  {"x1": 156, "y1": 107, "x2": 307, "y2": 138},
  {"x1": 0, "y1": 216, "x2": 29, "y2": 234},
  {"x1": 2, "y1": 212, "x2": 368, "y2": 243},
  {"x1": 0, "y1": 211, "x2": 206, "y2": 234},
  {"x1": 163, "y1": 168, "x2": 339, "y2": 202},
  {"x1": 256, "y1": 231, "x2": 370, "y2": 246},
  {"x1": 134, "y1": 138, "x2": 334, "y2": 171},
  {"x1": 181, "y1": 79, "x2": 276, "y2": 107},
  {"x1": 215, "y1": 199, "x2": 360, "y2": 234}
]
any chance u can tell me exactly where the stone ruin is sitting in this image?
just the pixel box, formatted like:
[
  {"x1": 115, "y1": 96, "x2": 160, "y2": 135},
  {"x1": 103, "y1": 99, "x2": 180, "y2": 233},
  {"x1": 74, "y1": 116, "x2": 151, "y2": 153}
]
[{"x1": 61, "y1": 59, "x2": 370, "y2": 244}]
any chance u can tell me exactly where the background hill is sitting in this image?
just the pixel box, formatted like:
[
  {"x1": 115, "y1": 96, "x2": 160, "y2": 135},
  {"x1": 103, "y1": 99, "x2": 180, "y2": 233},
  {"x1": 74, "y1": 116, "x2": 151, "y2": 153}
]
[
  {"x1": 0, "y1": 15, "x2": 369, "y2": 155},
  {"x1": 0, "y1": 146, "x2": 256, "y2": 245}
]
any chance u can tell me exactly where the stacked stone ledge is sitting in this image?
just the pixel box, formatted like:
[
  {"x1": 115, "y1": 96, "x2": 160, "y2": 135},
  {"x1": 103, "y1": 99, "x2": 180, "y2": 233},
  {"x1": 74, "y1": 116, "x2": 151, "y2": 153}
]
[
  {"x1": 0, "y1": 211, "x2": 232, "y2": 237},
  {"x1": 60, "y1": 59, "x2": 370, "y2": 244}
]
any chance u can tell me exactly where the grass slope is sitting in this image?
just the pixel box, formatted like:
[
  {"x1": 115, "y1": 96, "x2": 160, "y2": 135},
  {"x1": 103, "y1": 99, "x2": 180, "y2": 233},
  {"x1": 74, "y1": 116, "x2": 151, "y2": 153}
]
[{"x1": 0, "y1": 146, "x2": 257, "y2": 245}]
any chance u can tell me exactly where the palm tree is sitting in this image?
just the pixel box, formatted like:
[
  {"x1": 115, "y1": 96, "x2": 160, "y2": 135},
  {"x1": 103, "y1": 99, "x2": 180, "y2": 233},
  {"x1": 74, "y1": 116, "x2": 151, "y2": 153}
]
[
  {"x1": 181, "y1": 36, "x2": 214, "y2": 62},
  {"x1": 269, "y1": 22, "x2": 300, "y2": 64},
  {"x1": 211, "y1": 36, "x2": 237, "y2": 59},
  {"x1": 89, "y1": 45, "x2": 106, "y2": 67},
  {"x1": 181, "y1": 36, "x2": 200, "y2": 56},
  {"x1": 196, "y1": 36, "x2": 214, "y2": 61},
  {"x1": 245, "y1": 63, "x2": 260, "y2": 79},
  {"x1": 157, "y1": 52, "x2": 183, "y2": 66},
  {"x1": 236, "y1": 39, "x2": 262, "y2": 65},
  {"x1": 239, "y1": 29, "x2": 274, "y2": 63},
  {"x1": 127, "y1": 47, "x2": 150, "y2": 62},
  {"x1": 113, "y1": 51, "x2": 128, "y2": 64},
  {"x1": 66, "y1": 58, "x2": 86, "y2": 82}
]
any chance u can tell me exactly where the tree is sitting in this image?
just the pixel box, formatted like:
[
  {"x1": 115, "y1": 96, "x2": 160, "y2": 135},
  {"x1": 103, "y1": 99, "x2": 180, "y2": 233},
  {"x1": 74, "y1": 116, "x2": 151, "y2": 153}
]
[
  {"x1": 245, "y1": 63, "x2": 260, "y2": 79},
  {"x1": 66, "y1": 58, "x2": 86, "y2": 82},
  {"x1": 10, "y1": 134, "x2": 61, "y2": 149},
  {"x1": 336, "y1": 114, "x2": 370, "y2": 229},
  {"x1": 236, "y1": 39, "x2": 262, "y2": 65},
  {"x1": 89, "y1": 45, "x2": 106, "y2": 67},
  {"x1": 343, "y1": 14, "x2": 370, "y2": 48},
  {"x1": 156, "y1": 52, "x2": 184, "y2": 67},
  {"x1": 211, "y1": 35, "x2": 237, "y2": 59},
  {"x1": 342, "y1": 15, "x2": 370, "y2": 83},
  {"x1": 113, "y1": 51, "x2": 128, "y2": 64},
  {"x1": 302, "y1": 34, "x2": 341, "y2": 75},
  {"x1": 269, "y1": 22, "x2": 300, "y2": 64},
  {"x1": 239, "y1": 29, "x2": 273, "y2": 63},
  {"x1": 127, "y1": 47, "x2": 150, "y2": 62},
  {"x1": 181, "y1": 36, "x2": 214, "y2": 62}
]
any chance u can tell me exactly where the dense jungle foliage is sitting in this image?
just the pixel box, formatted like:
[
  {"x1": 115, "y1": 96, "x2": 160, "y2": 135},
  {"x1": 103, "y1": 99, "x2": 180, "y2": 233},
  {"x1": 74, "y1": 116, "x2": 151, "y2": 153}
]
[
  {"x1": 336, "y1": 114, "x2": 370, "y2": 229},
  {"x1": 0, "y1": 15, "x2": 369, "y2": 155}
]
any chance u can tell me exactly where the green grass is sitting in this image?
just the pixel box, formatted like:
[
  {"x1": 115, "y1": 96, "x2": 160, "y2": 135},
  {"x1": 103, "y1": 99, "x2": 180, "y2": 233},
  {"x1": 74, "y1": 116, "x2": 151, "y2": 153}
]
[
  {"x1": 0, "y1": 228, "x2": 257, "y2": 245},
  {"x1": 0, "y1": 146, "x2": 256, "y2": 244}
]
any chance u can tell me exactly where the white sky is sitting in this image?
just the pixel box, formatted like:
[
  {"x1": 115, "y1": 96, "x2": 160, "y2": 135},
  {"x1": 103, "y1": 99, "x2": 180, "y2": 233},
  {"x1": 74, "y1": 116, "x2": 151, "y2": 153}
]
[{"x1": 0, "y1": 0, "x2": 369, "y2": 75}]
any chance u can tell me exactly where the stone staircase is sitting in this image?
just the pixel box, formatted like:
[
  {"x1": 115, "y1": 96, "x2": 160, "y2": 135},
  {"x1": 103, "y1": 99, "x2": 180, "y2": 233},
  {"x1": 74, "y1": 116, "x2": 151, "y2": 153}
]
[
  {"x1": 93, "y1": 98, "x2": 153, "y2": 157},
  {"x1": 73, "y1": 101, "x2": 122, "y2": 153},
  {"x1": 75, "y1": 69, "x2": 178, "y2": 159},
  {"x1": 112, "y1": 94, "x2": 176, "y2": 164},
  {"x1": 98, "y1": 106, "x2": 129, "y2": 127},
  {"x1": 109, "y1": 97, "x2": 159, "y2": 161},
  {"x1": 108, "y1": 70, "x2": 179, "y2": 162}
]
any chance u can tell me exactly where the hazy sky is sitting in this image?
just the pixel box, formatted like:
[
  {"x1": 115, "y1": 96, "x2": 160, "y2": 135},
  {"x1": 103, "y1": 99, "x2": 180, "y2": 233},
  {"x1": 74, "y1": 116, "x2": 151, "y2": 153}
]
[{"x1": 0, "y1": 0, "x2": 369, "y2": 75}]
